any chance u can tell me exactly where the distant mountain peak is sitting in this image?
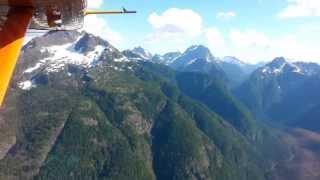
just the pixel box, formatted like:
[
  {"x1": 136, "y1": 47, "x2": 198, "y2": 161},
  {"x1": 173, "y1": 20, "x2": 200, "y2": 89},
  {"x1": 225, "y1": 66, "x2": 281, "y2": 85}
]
[
  {"x1": 184, "y1": 45, "x2": 212, "y2": 58},
  {"x1": 257, "y1": 57, "x2": 320, "y2": 77},
  {"x1": 22, "y1": 31, "x2": 113, "y2": 74},
  {"x1": 17, "y1": 31, "x2": 129, "y2": 91},
  {"x1": 221, "y1": 56, "x2": 246, "y2": 66},
  {"x1": 153, "y1": 51, "x2": 182, "y2": 65},
  {"x1": 260, "y1": 57, "x2": 302, "y2": 76},
  {"x1": 177, "y1": 45, "x2": 215, "y2": 65},
  {"x1": 272, "y1": 57, "x2": 286, "y2": 62},
  {"x1": 131, "y1": 46, "x2": 153, "y2": 59},
  {"x1": 74, "y1": 32, "x2": 110, "y2": 53},
  {"x1": 187, "y1": 45, "x2": 208, "y2": 51},
  {"x1": 269, "y1": 57, "x2": 287, "y2": 67}
]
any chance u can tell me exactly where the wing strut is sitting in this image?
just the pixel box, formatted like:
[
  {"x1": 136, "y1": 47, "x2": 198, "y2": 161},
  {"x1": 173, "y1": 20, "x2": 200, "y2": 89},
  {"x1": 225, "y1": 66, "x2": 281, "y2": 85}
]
[
  {"x1": 0, "y1": 7, "x2": 33, "y2": 107},
  {"x1": 84, "y1": 9, "x2": 137, "y2": 15}
]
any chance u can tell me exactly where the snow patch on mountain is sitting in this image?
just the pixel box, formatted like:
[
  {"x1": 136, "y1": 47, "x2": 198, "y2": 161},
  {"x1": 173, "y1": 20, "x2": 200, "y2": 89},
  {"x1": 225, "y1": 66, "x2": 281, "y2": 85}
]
[
  {"x1": 261, "y1": 58, "x2": 299, "y2": 76},
  {"x1": 258, "y1": 57, "x2": 320, "y2": 78},
  {"x1": 295, "y1": 62, "x2": 320, "y2": 76},
  {"x1": 114, "y1": 56, "x2": 130, "y2": 62},
  {"x1": 18, "y1": 80, "x2": 36, "y2": 90},
  {"x1": 18, "y1": 31, "x2": 135, "y2": 91},
  {"x1": 163, "y1": 54, "x2": 180, "y2": 65},
  {"x1": 131, "y1": 47, "x2": 153, "y2": 60},
  {"x1": 272, "y1": 62, "x2": 286, "y2": 75},
  {"x1": 186, "y1": 58, "x2": 197, "y2": 65},
  {"x1": 221, "y1": 56, "x2": 246, "y2": 67},
  {"x1": 187, "y1": 45, "x2": 202, "y2": 52},
  {"x1": 23, "y1": 43, "x2": 106, "y2": 73},
  {"x1": 151, "y1": 52, "x2": 181, "y2": 65},
  {"x1": 25, "y1": 63, "x2": 42, "y2": 73},
  {"x1": 171, "y1": 45, "x2": 217, "y2": 69},
  {"x1": 291, "y1": 64, "x2": 303, "y2": 74}
]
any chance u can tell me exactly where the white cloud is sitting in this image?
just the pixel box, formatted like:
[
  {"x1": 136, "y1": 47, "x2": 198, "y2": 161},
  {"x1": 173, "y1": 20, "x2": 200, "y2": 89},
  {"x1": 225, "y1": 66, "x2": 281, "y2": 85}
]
[
  {"x1": 201, "y1": 26, "x2": 320, "y2": 63},
  {"x1": 278, "y1": 0, "x2": 320, "y2": 19},
  {"x1": 225, "y1": 29, "x2": 320, "y2": 63},
  {"x1": 216, "y1": 11, "x2": 236, "y2": 20},
  {"x1": 146, "y1": 8, "x2": 203, "y2": 43},
  {"x1": 87, "y1": 0, "x2": 104, "y2": 9},
  {"x1": 144, "y1": 8, "x2": 320, "y2": 63},
  {"x1": 205, "y1": 27, "x2": 227, "y2": 56},
  {"x1": 221, "y1": 29, "x2": 273, "y2": 63},
  {"x1": 83, "y1": 15, "x2": 123, "y2": 47},
  {"x1": 229, "y1": 29, "x2": 270, "y2": 50}
]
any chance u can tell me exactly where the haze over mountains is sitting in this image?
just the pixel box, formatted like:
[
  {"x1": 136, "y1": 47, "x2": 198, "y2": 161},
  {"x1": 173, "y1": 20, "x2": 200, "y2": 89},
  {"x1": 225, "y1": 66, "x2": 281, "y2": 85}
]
[
  {"x1": 235, "y1": 57, "x2": 320, "y2": 130},
  {"x1": 125, "y1": 46, "x2": 320, "y2": 133},
  {"x1": 0, "y1": 31, "x2": 320, "y2": 180},
  {"x1": 124, "y1": 45, "x2": 263, "y2": 86}
]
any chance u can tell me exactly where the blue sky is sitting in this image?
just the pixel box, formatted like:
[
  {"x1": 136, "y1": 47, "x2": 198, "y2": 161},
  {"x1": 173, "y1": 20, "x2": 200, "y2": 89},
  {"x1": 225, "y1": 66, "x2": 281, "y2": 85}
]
[{"x1": 84, "y1": 0, "x2": 320, "y2": 63}]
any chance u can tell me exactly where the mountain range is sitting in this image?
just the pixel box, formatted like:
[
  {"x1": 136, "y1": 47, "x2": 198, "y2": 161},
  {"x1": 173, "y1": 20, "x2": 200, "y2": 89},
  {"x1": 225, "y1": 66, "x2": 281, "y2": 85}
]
[
  {"x1": 124, "y1": 45, "x2": 262, "y2": 86},
  {"x1": 235, "y1": 57, "x2": 320, "y2": 129},
  {"x1": 0, "y1": 31, "x2": 319, "y2": 180},
  {"x1": 124, "y1": 47, "x2": 320, "y2": 132}
]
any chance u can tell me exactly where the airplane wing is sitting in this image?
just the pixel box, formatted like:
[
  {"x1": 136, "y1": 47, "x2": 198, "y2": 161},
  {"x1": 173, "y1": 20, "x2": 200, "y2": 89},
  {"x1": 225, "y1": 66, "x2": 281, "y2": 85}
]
[{"x1": 0, "y1": 7, "x2": 33, "y2": 106}]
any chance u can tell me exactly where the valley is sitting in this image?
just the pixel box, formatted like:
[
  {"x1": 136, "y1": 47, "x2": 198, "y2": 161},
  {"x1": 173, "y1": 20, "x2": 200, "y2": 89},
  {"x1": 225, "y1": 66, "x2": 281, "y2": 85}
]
[{"x1": 0, "y1": 31, "x2": 319, "y2": 180}]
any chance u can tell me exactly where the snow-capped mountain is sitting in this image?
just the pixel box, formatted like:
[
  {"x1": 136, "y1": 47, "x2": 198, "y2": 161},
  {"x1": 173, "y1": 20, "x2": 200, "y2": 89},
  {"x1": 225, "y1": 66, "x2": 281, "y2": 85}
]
[
  {"x1": 259, "y1": 57, "x2": 301, "y2": 75},
  {"x1": 170, "y1": 45, "x2": 216, "y2": 69},
  {"x1": 221, "y1": 56, "x2": 247, "y2": 67},
  {"x1": 151, "y1": 52, "x2": 181, "y2": 65},
  {"x1": 235, "y1": 56, "x2": 320, "y2": 124},
  {"x1": 166, "y1": 45, "x2": 265, "y2": 86},
  {"x1": 292, "y1": 62, "x2": 320, "y2": 76},
  {"x1": 15, "y1": 31, "x2": 131, "y2": 90},
  {"x1": 122, "y1": 47, "x2": 155, "y2": 62},
  {"x1": 122, "y1": 45, "x2": 228, "y2": 82},
  {"x1": 122, "y1": 45, "x2": 263, "y2": 87},
  {"x1": 131, "y1": 46, "x2": 153, "y2": 60},
  {"x1": 168, "y1": 45, "x2": 228, "y2": 81},
  {"x1": 257, "y1": 57, "x2": 320, "y2": 77},
  {"x1": 122, "y1": 49, "x2": 146, "y2": 61}
]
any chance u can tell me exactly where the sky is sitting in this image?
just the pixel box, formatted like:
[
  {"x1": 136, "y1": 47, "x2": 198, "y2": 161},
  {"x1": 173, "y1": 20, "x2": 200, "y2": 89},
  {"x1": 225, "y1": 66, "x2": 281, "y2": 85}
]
[{"x1": 45, "y1": 0, "x2": 320, "y2": 63}]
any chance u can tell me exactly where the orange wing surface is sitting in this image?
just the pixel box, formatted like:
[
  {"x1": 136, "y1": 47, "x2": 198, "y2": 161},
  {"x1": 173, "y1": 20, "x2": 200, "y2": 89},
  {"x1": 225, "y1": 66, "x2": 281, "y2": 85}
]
[
  {"x1": 0, "y1": 0, "x2": 86, "y2": 107},
  {"x1": 0, "y1": 7, "x2": 33, "y2": 106}
]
